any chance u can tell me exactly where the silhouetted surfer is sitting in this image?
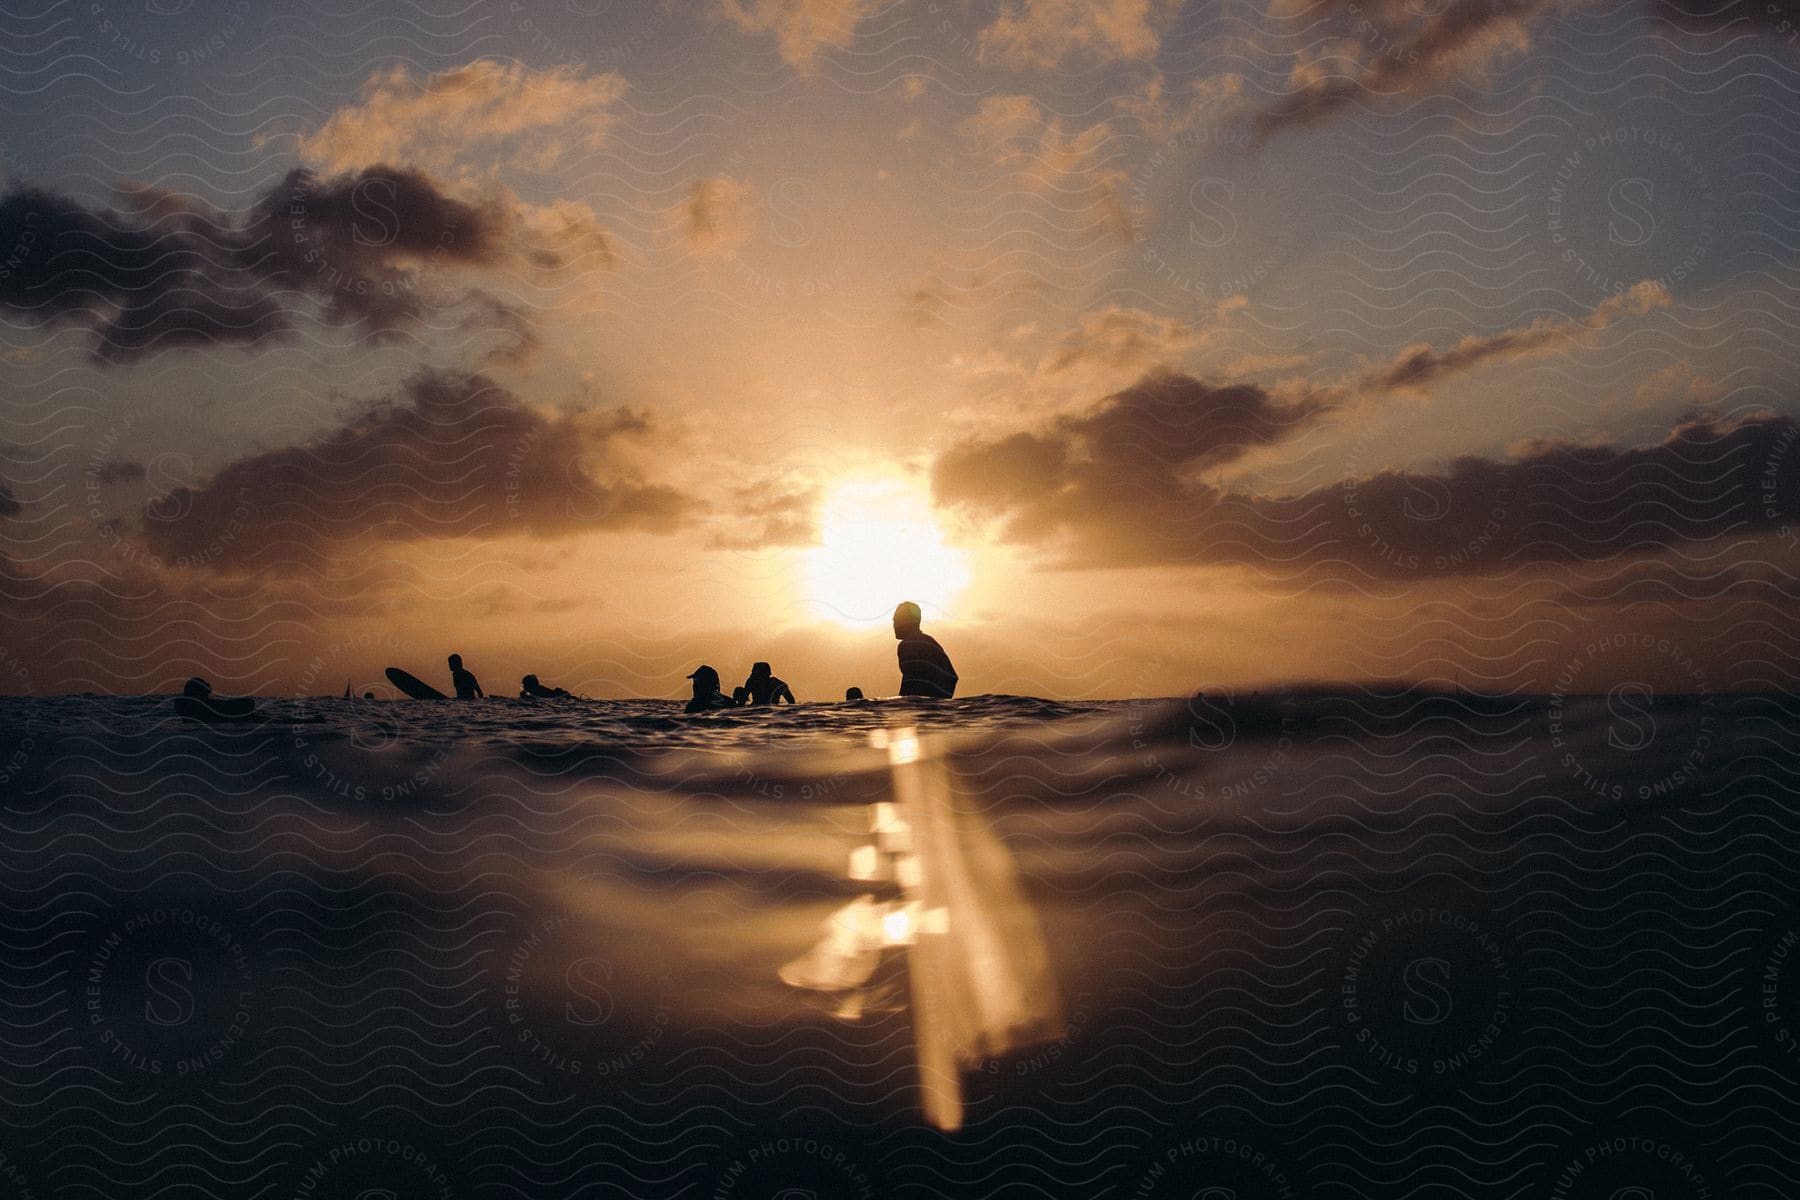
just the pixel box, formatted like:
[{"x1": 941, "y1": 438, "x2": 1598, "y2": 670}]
[
  {"x1": 519, "y1": 673, "x2": 573, "y2": 699},
  {"x1": 684, "y1": 664, "x2": 739, "y2": 714},
  {"x1": 448, "y1": 653, "x2": 483, "y2": 699},
  {"x1": 173, "y1": 677, "x2": 260, "y2": 723},
  {"x1": 893, "y1": 601, "x2": 957, "y2": 698},
  {"x1": 172, "y1": 678, "x2": 324, "y2": 725},
  {"x1": 742, "y1": 661, "x2": 795, "y2": 705}
]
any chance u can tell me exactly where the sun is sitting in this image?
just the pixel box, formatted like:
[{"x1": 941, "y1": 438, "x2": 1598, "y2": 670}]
[{"x1": 801, "y1": 477, "x2": 971, "y2": 626}]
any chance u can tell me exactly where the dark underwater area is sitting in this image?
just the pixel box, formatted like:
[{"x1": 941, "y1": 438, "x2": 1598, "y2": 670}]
[{"x1": 0, "y1": 685, "x2": 1792, "y2": 1198}]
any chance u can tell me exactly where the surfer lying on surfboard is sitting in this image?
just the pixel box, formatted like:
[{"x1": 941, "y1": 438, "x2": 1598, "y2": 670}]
[
  {"x1": 519, "y1": 674, "x2": 575, "y2": 699},
  {"x1": 173, "y1": 677, "x2": 325, "y2": 725}
]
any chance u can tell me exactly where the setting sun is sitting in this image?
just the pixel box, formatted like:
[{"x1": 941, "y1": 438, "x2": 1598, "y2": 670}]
[{"x1": 800, "y1": 477, "x2": 971, "y2": 626}]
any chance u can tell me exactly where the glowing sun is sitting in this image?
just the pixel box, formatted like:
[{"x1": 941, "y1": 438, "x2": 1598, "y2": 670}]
[{"x1": 801, "y1": 477, "x2": 971, "y2": 626}]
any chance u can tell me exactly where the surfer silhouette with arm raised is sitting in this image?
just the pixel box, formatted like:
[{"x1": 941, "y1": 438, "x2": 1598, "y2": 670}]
[
  {"x1": 893, "y1": 601, "x2": 957, "y2": 698},
  {"x1": 448, "y1": 653, "x2": 483, "y2": 699}
]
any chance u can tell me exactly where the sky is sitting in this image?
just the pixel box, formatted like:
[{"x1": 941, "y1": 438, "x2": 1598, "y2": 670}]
[{"x1": 2, "y1": 0, "x2": 1799, "y2": 698}]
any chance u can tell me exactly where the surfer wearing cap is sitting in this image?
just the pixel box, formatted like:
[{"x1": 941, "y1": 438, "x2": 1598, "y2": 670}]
[
  {"x1": 684, "y1": 664, "x2": 739, "y2": 714},
  {"x1": 741, "y1": 661, "x2": 796, "y2": 705},
  {"x1": 893, "y1": 601, "x2": 958, "y2": 699},
  {"x1": 448, "y1": 653, "x2": 484, "y2": 700}
]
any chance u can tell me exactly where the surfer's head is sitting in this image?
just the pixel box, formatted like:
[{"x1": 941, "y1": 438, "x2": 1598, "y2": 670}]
[
  {"x1": 448, "y1": 653, "x2": 463, "y2": 670},
  {"x1": 182, "y1": 677, "x2": 212, "y2": 699},
  {"x1": 892, "y1": 601, "x2": 922, "y2": 637},
  {"x1": 522, "y1": 673, "x2": 540, "y2": 690},
  {"x1": 749, "y1": 661, "x2": 771, "y2": 679},
  {"x1": 686, "y1": 664, "x2": 721, "y2": 695}
]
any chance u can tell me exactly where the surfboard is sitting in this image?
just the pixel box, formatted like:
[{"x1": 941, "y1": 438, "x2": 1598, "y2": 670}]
[{"x1": 385, "y1": 667, "x2": 447, "y2": 700}]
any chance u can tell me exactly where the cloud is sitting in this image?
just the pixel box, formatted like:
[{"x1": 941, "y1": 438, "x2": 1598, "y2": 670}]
[
  {"x1": 717, "y1": 0, "x2": 881, "y2": 67},
  {"x1": 1360, "y1": 281, "x2": 1671, "y2": 397},
  {"x1": 0, "y1": 185, "x2": 288, "y2": 363},
  {"x1": 0, "y1": 481, "x2": 18, "y2": 518},
  {"x1": 1250, "y1": 0, "x2": 1572, "y2": 145},
  {"x1": 1040, "y1": 303, "x2": 1233, "y2": 376},
  {"x1": 958, "y1": 96, "x2": 1132, "y2": 240},
  {"x1": 0, "y1": 167, "x2": 609, "y2": 364},
  {"x1": 708, "y1": 485, "x2": 821, "y2": 549},
  {"x1": 978, "y1": 0, "x2": 1174, "y2": 68},
  {"x1": 138, "y1": 371, "x2": 695, "y2": 574},
  {"x1": 684, "y1": 177, "x2": 754, "y2": 255},
  {"x1": 932, "y1": 370, "x2": 1329, "y2": 546},
  {"x1": 1647, "y1": 0, "x2": 1800, "y2": 35},
  {"x1": 92, "y1": 460, "x2": 147, "y2": 485},
  {"x1": 936, "y1": 390, "x2": 1800, "y2": 577},
  {"x1": 295, "y1": 59, "x2": 628, "y2": 179},
  {"x1": 286, "y1": 60, "x2": 619, "y2": 331},
  {"x1": 1546, "y1": 557, "x2": 1797, "y2": 610},
  {"x1": 903, "y1": 267, "x2": 1002, "y2": 329}
]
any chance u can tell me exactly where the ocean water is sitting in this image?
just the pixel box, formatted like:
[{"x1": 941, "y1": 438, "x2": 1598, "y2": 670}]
[{"x1": 0, "y1": 688, "x2": 1795, "y2": 1198}]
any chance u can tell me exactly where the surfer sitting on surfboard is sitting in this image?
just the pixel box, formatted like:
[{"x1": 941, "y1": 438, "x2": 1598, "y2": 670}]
[
  {"x1": 448, "y1": 653, "x2": 483, "y2": 699},
  {"x1": 741, "y1": 661, "x2": 796, "y2": 705},
  {"x1": 684, "y1": 664, "x2": 739, "y2": 714},
  {"x1": 893, "y1": 602, "x2": 958, "y2": 699}
]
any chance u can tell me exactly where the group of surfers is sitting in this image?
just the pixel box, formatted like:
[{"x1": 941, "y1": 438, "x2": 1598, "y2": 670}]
[
  {"x1": 430, "y1": 654, "x2": 577, "y2": 701},
  {"x1": 174, "y1": 601, "x2": 958, "y2": 723},
  {"x1": 680, "y1": 602, "x2": 957, "y2": 713}
]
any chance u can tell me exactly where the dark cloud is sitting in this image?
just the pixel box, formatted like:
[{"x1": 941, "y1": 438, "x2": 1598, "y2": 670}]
[
  {"x1": 0, "y1": 185, "x2": 283, "y2": 362},
  {"x1": 935, "y1": 383, "x2": 1800, "y2": 578},
  {"x1": 0, "y1": 544, "x2": 360, "y2": 693},
  {"x1": 1548, "y1": 558, "x2": 1800, "y2": 609},
  {"x1": 1251, "y1": 0, "x2": 1566, "y2": 145},
  {"x1": 0, "y1": 480, "x2": 18, "y2": 518},
  {"x1": 139, "y1": 371, "x2": 694, "y2": 574},
  {"x1": 0, "y1": 166, "x2": 606, "y2": 364},
  {"x1": 91, "y1": 460, "x2": 147, "y2": 485},
  {"x1": 1648, "y1": 0, "x2": 1800, "y2": 34},
  {"x1": 933, "y1": 371, "x2": 1329, "y2": 547},
  {"x1": 1360, "y1": 282, "x2": 1670, "y2": 396}
]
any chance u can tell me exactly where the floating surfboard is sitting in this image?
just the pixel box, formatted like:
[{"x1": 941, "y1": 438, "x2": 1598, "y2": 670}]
[{"x1": 385, "y1": 667, "x2": 447, "y2": 700}]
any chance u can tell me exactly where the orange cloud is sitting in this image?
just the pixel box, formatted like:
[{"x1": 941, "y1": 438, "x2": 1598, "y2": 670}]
[
  {"x1": 296, "y1": 59, "x2": 628, "y2": 179},
  {"x1": 979, "y1": 0, "x2": 1176, "y2": 69},
  {"x1": 717, "y1": 0, "x2": 881, "y2": 67},
  {"x1": 958, "y1": 96, "x2": 1133, "y2": 241},
  {"x1": 684, "y1": 177, "x2": 755, "y2": 255}
]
